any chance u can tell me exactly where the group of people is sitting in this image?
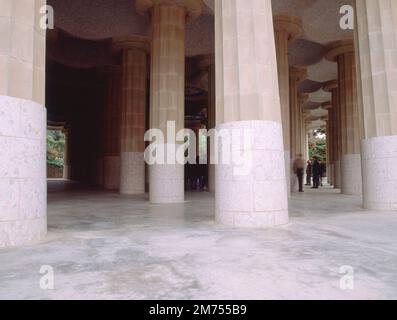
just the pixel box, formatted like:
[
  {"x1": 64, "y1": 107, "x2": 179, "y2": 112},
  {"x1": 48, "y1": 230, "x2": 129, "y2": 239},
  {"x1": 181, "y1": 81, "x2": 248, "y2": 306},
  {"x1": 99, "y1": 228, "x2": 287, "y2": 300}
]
[{"x1": 293, "y1": 154, "x2": 327, "y2": 192}]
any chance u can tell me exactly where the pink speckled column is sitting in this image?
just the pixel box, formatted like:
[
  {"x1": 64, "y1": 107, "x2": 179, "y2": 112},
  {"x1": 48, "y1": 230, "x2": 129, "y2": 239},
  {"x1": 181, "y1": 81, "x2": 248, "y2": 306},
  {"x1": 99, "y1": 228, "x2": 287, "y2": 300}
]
[
  {"x1": 135, "y1": 0, "x2": 203, "y2": 203},
  {"x1": 103, "y1": 67, "x2": 121, "y2": 191},
  {"x1": 112, "y1": 37, "x2": 149, "y2": 195},
  {"x1": 215, "y1": 0, "x2": 289, "y2": 228},
  {"x1": 326, "y1": 41, "x2": 362, "y2": 195}
]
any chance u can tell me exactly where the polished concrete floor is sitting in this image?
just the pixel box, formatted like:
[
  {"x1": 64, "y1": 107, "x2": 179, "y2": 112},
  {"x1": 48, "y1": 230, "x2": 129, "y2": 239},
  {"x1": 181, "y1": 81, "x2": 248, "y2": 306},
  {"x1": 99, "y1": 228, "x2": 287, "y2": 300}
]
[{"x1": 1, "y1": 181, "x2": 397, "y2": 300}]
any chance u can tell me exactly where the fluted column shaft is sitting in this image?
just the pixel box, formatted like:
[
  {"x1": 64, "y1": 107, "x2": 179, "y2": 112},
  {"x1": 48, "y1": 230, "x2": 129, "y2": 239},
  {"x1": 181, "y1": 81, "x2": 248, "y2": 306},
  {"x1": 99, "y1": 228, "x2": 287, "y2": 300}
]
[
  {"x1": 327, "y1": 41, "x2": 362, "y2": 195},
  {"x1": 356, "y1": 0, "x2": 397, "y2": 210},
  {"x1": 207, "y1": 62, "x2": 216, "y2": 193},
  {"x1": 214, "y1": 0, "x2": 289, "y2": 228},
  {"x1": 0, "y1": 0, "x2": 47, "y2": 247},
  {"x1": 274, "y1": 16, "x2": 303, "y2": 196},
  {"x1": 103, "y1": 72, "x2": 121, "y2": 190},
  {"x1": 149, "y1": 4, "x2": 187, "y2": 203},
  {"x1": 119, "y1": 48, "x2": 147, "y2": 194}
]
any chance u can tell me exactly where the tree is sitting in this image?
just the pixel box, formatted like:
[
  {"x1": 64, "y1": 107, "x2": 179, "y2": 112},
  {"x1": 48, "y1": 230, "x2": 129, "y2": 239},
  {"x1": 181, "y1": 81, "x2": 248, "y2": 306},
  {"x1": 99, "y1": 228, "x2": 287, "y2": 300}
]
[
  {"x1": 309, "y1": 130, "x2": 327, "y2": 162},
  {"x1": 47, "y1": 130, "x2": 65, "y2": 169}
]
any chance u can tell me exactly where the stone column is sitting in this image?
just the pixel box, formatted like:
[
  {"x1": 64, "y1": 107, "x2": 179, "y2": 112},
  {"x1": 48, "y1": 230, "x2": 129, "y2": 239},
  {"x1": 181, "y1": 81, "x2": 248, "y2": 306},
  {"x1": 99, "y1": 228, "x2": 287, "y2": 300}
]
[
  {"x1": 112, "y1": 37, "x2": 149, "y2": 195},
  {"x1": 63, "y1": 128, "x2": 71, "y2": 180},
  {"x1": 102, "y1": 66, "x2": 121, "y2": 190},
  {"x1": 290, "y1": 68, "x2": 307, "y2": 193},
  {"x1": 0, "y1": 0, "x2": 47, "y2": 247},
  {"x1": 326, "y1": 106, "x2": 334, "y2": 186},
  {"x1": 289, "y1": 68, "x2": 307, "y2": 158},
  {"x1": 198, "y1": 55, "x2": 216, "y2": 193},
  {"x1": 274, "y1": 15, "x2": 303, "y2": 196},
  {"x1": 326, "y1": 40, "x2": 362, "y2": 195},
  {"x1": 214, "y1": 0, "x2": 289, "y2": 228},
  {"x1": 356, "y1": 0, "x2": 397, "y2": 210},
  {"x1": 136, "y1": 0, "x2": 203, "y2": 203},
  {"x1": 324, "y1": 80, "x2": 341, "y2": 189}
]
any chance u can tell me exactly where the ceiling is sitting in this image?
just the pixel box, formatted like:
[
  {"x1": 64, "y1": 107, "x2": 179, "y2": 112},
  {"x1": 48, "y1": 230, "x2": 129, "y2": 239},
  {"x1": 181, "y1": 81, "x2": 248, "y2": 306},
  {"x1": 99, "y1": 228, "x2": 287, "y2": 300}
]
[{"x1": 47, "y1": 0, "x2": 355, "y2": 129}]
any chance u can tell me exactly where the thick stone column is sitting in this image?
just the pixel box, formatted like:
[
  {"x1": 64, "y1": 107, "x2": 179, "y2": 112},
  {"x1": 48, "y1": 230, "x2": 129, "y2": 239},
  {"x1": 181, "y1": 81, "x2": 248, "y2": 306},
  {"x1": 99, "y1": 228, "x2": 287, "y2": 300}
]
[
  {"x1": 214, "y1": 0, "x2": 289, "y2": 228},
  {"x1": 198, "y1": 55, "x2": 216, "y2": 193},
  {"x1": 112, "y1": 37, "x2": 149, "y2": 195},
  {"x1": 0, "y1": 0, "x2": 47, "y2": 247},
  {"x1": 102, "y1": 67, "x2": 121, "y2": 190},
  {"x1": 356, "y1": 0, "x2": 397, "y2": 210},
  {"x1": 326, "y1": 40, "x2": 362, "y2": 195},
  {"x1": 274, "y1": 15, "x2": 303, "y2": 196},
  {"x1": 324, "y1": 80, "x2": 341, "y2": 188},
  {"x1": 289, "y1": 68, "x2": 307, "y2": 158},
  {"x1": 136, "y1": 0, "x2": 203, "y2": 203},
  {"x1": 63, "y1": 128, "x2": 71, "y2": 180},
  {"x1": 290, "y1": 68, "x2": 307, "y2": 193}
]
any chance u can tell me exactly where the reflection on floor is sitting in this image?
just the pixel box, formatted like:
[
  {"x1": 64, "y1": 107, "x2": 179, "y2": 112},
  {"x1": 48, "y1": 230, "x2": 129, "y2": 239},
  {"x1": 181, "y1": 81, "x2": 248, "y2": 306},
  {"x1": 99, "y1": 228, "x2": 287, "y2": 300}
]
[{"x1": 0, "y1": 181, "x2": 397, "y2": 300}]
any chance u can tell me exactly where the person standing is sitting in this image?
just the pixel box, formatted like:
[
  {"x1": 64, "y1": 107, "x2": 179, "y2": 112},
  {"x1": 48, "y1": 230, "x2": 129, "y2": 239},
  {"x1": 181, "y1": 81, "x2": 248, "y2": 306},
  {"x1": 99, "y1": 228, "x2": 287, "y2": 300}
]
[
  {"x1": 312, "y1": 157, "x2": 321, "y2": 189},
  {"x1": 293, "y1": 154, "x2": 306, "y2": 192}
]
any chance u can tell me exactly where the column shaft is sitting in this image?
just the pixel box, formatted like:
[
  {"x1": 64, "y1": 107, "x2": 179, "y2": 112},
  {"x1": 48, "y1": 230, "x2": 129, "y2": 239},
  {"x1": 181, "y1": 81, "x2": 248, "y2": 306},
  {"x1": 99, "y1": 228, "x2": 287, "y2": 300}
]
[
  {"x1": 0, "y1": 0, "x2": 47, "y2": 247},
  {"x1": 149, "y1": 4, "x2": 186, "y2": 203},
  {"x1": 327, "y1": 41, "x2": 362, "y2": 195},
  {"x1": 357, "y1": 0, "x2": 397, "y2": 209},
  {"x1": 103, "y1": 73, "x2": 121, "y2": 190},
  {"x1": 120, "y1": 49, "x2": 147, "y2": 194},
  {"x1": 274, "y1": 16, "x2": 303, "y2": 197},
  {"x1": 214, "y1": 0, "x2": 289, "y2": 228}
]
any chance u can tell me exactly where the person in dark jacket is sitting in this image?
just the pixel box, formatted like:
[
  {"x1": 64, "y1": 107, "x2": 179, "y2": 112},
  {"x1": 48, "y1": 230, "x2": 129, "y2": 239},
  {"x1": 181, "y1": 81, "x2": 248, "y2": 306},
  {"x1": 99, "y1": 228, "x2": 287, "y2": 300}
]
[
  {"x1": 312, "y1": 157, "x2": 321, "y2": 189},
  {"x1": 318, "y1": 161, "x2": 326, "y2": 187}
]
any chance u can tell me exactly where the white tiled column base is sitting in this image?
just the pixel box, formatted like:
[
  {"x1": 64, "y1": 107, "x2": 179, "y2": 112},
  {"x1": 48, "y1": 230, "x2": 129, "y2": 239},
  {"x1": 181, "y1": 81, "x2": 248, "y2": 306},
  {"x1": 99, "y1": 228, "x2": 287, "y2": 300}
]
[
  {"x1": 215, "y1": 121, "x2": 289, "y2": 228},
  {"x1": 120, "y1": 152, "x2": 145, "y2": 195},
  {"x1": 341, "y1": 154, "x2": 362, "y2": 196},
  {"x1": 362, "y1": 136, "x2": 397, "y2": 210},
  {"x1": 103, "y1": 156, "x2": 120, "y2": 191},
  {"x1": 334, "y1": 160, "x2": 341, "y2": 189},
  {"x1": 149, "y1": 163, "x2": 184, "y2": 204},
  {"x1": 0, "y1": 95, "x2": 47, "y2": 248}
]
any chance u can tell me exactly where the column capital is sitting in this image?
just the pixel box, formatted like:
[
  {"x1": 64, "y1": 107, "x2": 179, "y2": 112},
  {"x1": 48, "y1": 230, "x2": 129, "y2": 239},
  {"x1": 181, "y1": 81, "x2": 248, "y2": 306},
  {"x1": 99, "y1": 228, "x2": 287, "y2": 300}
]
[
  {"x1": 135, "y1": 0, "x2": 203, "y2": 21},
  {"x1": 290, "y1": 66, "x2": 307, "y2": 83},
  {"x1": 325, "y1": 39, "x2": 355, "y2": 62},
  {"x1": 273, "y1": 14, "x2": 304, "y2": 41},
  {"x1": 111, "y1": 35, "x2": 151, "y2": 54},
  {"x1": 323, "y1": 79, "x2": 338, "y2": 92}
]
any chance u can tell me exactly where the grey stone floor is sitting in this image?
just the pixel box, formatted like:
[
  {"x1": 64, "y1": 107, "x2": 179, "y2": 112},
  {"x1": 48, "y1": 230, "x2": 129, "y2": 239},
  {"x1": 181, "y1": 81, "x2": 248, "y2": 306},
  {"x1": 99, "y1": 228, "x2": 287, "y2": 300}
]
[{"x1": 1, "y1": 181, "x2": 397, "y2": 300}]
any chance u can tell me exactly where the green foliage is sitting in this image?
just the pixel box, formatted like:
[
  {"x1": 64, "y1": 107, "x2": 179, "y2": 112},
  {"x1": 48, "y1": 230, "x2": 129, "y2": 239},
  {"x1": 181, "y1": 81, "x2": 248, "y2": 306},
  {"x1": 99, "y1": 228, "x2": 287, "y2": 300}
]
[
  {"x1": 309, "y1": 137, "x2": 327, "y2": 162},
  {"x1": 47, "y1": 130, "x2": 65, "y2": 169}
]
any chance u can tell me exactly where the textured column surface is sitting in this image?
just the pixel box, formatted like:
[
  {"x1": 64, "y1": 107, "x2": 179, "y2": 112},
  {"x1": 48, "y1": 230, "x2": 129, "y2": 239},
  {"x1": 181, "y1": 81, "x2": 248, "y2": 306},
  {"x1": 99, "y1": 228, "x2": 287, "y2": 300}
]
[
  {"x1": 289, "y1": 69, "x2": 307, "y2": 192},
  {"x1": 200, "y1": 56, "x2": 216, "y2": 193},
  {"x1": 326, "y1": 41, "x2": 362, "y2": 195},
  {"x1": 103, "y1": 67, "x2": 121, "y2": 190},
  {"x1": 145, "y1": 3, "x2": 196, "y2": 204},
  {"x1": 274, "y1": 15, "x2": 303, "y2": 197},
  {"x1": 115, "y1": 41, "x2": 148, "y2": 195},
  {"x1": 356, "y1": 0, "x2": 397, "y2": 209},
  {"x1": 214, "y1": 0, "x2": 289, "y2": 228},
  {"x1": 325, "y1": 81, "x2": 341, "y2": 189},
  {"x1": 0, "y1": 0, "x2": 47, "y2": 247}
]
